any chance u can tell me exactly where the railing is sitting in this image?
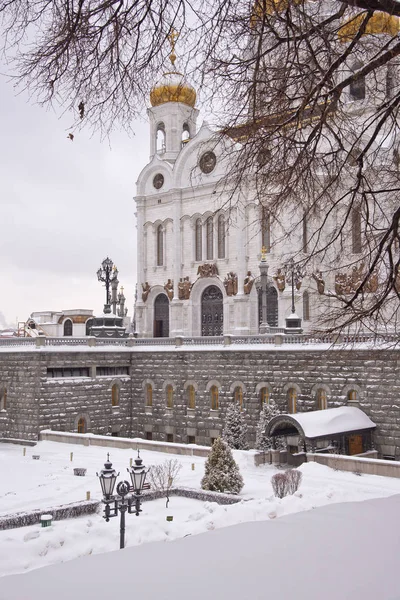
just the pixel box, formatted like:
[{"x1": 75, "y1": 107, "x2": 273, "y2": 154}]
[{"x1": 0, "y1": 332, "x2": 398, "y2": 349}]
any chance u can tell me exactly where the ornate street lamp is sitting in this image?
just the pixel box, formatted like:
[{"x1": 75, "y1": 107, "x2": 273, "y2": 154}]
[
  {"x1": 97, "y1": 452, "x2": 148, "y2": 549},
  {"x1": 97, "y1": 257, "x2": 118, "y2": 308},
  {"x1": 284, "y1": 258, "x2": 304, "y2": 333}
]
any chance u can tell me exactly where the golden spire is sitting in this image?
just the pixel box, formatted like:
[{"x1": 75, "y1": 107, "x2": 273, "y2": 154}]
[{"x1": 168, "y1": 28, "x2": 179, "y2": 68}]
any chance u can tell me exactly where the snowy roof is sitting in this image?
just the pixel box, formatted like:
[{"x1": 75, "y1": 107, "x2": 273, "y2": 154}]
[{"x1": 267, "y1": 406, "x2": 376, "y2": 440}]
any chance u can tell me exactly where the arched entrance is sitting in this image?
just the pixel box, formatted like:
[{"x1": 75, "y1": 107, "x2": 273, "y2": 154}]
[
  {"x1": 201, "y1": 285, "x2": 223, "y2": 336},
  {"x1": 258, "y1": 285, "x2": 278, "y2": 327},
  {"x1": 154, "y1": 293, "x2": 169, "y2": 337}
]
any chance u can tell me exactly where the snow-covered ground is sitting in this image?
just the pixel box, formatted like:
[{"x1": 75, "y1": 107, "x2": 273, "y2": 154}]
[
  {"x1": 2, "y1": 495, "x2": 400, "y2": 600},
  {"x1": 1, "y1": 440, "x2": 400, "y2": 582}
]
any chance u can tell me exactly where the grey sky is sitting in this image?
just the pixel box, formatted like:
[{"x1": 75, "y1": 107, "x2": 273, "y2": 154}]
[{"x1": 0, "y1": 76, "x2": 151, "y2": 328}]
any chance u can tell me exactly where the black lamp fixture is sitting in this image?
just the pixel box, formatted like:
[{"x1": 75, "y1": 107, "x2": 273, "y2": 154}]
[{"x1": 97, "y1": 452, "x2": 148, "y2": 549}]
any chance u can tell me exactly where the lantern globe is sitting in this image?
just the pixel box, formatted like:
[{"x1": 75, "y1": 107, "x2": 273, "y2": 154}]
[
  {"x1": 97, "y1": 454, "x2": 118, "y2": 499},
  {"x1": 129, "y1": 451, "x2": 148, "y2": 494}
]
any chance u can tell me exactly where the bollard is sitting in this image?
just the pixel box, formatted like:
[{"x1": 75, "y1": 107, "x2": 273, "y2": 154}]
[
  {"x1": 130, "y1": 457, "x2": 133, "y2": 468},
  {"x1": 86, "y1": 491, "x2": 91, "y2": 501},
  {"x1": 191, "y1": 463, "x2": 195, "y2": 471},
  {"x1": 70, "y1": 452, "x2": 73, "y2": 462},
  {"x1": 23, "y1": 447, "x2": 26, "y2": 457}
]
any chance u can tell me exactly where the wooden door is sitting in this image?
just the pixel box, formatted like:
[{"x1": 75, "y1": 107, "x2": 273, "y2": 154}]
[{"x1": 348, "y1": 434, "x2": 363, "y2": 455}]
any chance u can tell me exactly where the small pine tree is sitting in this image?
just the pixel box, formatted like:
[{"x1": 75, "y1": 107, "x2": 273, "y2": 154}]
[
  {"x1": 255, "y1": 398, "x2": 286, "y2": 451},
  {"x1": 222, "y1": 402, "x2": 248, "y2": 450},
  {"x1": 201, "y1": 437, "x2": 244, "y2": 494}
]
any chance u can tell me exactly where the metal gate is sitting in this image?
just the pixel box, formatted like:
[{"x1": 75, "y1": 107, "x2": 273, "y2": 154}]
[
  {"x1": 201, "y1": 285, "x2": 223, "y2": 336},
  {"x1": 154, "y1": 294, "x2": 169, "y2": 337}
]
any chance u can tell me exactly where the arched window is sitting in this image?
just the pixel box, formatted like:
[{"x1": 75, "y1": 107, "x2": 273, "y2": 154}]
[
  {"x1": 63, "y1": 319, "x2": 73, "y2": 337},
  {"x1": 85, "y1": 319, "x2": 93, "y2": 336},
  {"x1": 234, "y1": 386, "x2": 243, "y2": 411},
  {"x1": 349, "y1": 62, "x2": 365, "y2": 101},
  {"x1": 182, "y1": 123, "x2": 190, "y2": 146},
  {"x1": 259, "y1": 387, "x2": 269, "y2": 406},
  {"x1": 348, "y1": 389, "x2": 357, "y2": 402},
  {"x1": 0, "y1": 388, "x2": 7, "y2": 411},
  {"x1": 166, "y1": 384, "x2": 174, "y2": 408},
  {"x1": 206, "y1": 217, "x2": 213, "y2": 260},
  {"x1": 210, "y1": 385, "x2": 219, "y2": 410},
  {"x1": 187, "y1": 385, "x2": 196, "y2": 409},
  {"x1": 157, "y1": 225, "x2": 164, "y2": 266},
  {"x1": 302, "y1": 211, "x2": 308, "y2": 254},
  {"x1": 77, "y1": 417, "x2": 87, "y2": 434},
  {"x1": 287, "y1": 388, "x2": 297, "y2": 413},
  {"x1": 145, "y1": 384, "x2": 153, "y2": 407},
  {"x1": 111, "y1": 383, "x2": 119, "y2": 407},
  {"x1": 303, "y1": 291, "x2": 310, "y2": 322},
  {"x1": 217, "y1": 214, "x2": 225, "y2": 259},
  {"x1": 156, "y1": 123, "x2": 166, "y2": 153},
  {"x1": 195, "y1": 219, "x2": 202, "y2": 261},
  {"x1": 261, "y1": 206, "x2": 270, "y2": 252},
  {"x1": 317, "y1": 389, "x2": 327, "y2": 410},
  {"x1": 352, "y1": 206, "x2": 362, "y2": 254}
]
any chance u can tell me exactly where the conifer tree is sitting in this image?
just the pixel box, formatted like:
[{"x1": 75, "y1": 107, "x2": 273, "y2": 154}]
[
  {"x1": 201, "y1": 437, "x2": 244, "y2": 494},
  {"x1": 222, "y1": 402, "x2": 248, "y2": 450},
  {"x1": 256, "y1": 398, "x2": 286, "y2": 452}
]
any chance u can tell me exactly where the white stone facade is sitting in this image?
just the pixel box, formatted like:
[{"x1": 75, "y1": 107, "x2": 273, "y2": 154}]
[{"x1": 134, "y1": 25, "x2": 399, "y2": 338}]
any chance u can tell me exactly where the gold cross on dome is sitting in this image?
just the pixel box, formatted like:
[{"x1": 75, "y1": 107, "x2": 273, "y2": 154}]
[
  {"x1": 261, "y1": 246, "x2": 267, "y2": 261},
  {"x1": 168, "y1": 28, "x2": 179, "y2": 67}
]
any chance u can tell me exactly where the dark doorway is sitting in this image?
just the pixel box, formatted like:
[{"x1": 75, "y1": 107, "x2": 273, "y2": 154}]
[
  {"x1": 154, "y1": 294, "x2": 169, "y2": 337},
  {"x1": 201, "y1": 285, "x2": 223, "y2": 336},
  {"x1": 258, "y1": 285, "x2": 278, "y2": 327}
]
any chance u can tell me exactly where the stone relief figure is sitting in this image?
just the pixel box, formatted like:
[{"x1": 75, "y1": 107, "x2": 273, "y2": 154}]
[
  {"x1": 274, "y1": 268, "x2": 286, "y2": 292},
  {"x1": 335, "y1": 264, "x2": 378, "y2": 295},
  {"x1": 224, "y1": 272, "x2": 238, "y2": 296},
  {"x1": 312, "y1": 270, "x2": 325, "y2": 295},
  {"x1": 244, "y1": 271, "x2": 255, "y2": 295},
  {"x1": 141, "y1": 282, "x2": 151, "y2": 302},
  {"x1": 197, "y1": 263, "x2": 219, "y2": 277},
  {"x1": 178, "y1": 276, "x2": 192, "y2": 300},
  {"x1": 365, "y1": 273, "x2": 379, "y2": 293},
  {"x1": 164, "y1": 279, "x2": 174, "y2": 301}
]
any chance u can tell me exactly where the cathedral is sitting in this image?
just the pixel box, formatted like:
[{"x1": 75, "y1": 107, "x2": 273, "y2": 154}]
[{"x1": 133, "y1": 6, "x2": 398, "y2": 338}]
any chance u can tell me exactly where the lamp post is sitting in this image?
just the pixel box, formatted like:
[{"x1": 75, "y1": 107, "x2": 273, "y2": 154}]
[
  {"x1": 97, "y1": 452, "x2": 148, "y2": 549},
  {"x1": 284, "y1": 258, "x2": 303, "y2": 333},
  {"x1": 258, "y1": 246, "x2": 269, "y2": 334},
  {"x1": 96, "y1": 257, "x2": 118, "y2": 308}
]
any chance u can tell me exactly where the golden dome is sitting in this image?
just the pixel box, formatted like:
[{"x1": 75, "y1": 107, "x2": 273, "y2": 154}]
[
  {"x1": 339, "y1": 11, "x2": 400, "y2": 42},
  {"x1": 251, "y1": 0, "x2": 307, "y2": 24},
  {"x1": 150, "y1": 71, "x2": 197, "y2": 107}
]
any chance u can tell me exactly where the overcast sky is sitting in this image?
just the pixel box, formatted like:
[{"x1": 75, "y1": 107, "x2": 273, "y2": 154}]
[{"x1": 0, "y1": 75, "x2": 152, "y2": 329}]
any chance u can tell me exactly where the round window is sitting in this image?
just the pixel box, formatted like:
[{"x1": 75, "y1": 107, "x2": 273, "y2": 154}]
[
  {"x1": 153, "y1": 173, "x2": 164, "y2": 189},
  {"x1": 199, "y1": 151, "x2": 216, "y2": 174}
]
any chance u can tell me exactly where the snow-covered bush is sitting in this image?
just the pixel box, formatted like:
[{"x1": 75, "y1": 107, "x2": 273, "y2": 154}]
[
  {"x1": 201, "y1": 438, "x2": 244, "y2": 494},
  {"x1": 271, "y1": 473, "x2": 288, "y2": 499},
  {"x1": 271, "y1": 469, "x2": 302, "y2": 498},
  {"x1": 286, "y1": 469, "x2": 302, "y2": 494},
  {"x1": 223, "y1": 403, "x2": 248, "y2": 450},
  {"x1": 255, "y1": 398, "x2": 286, "y2": 451},
  {"x1": 147, "y1": 459, "x2": 182, "y2": 507}
]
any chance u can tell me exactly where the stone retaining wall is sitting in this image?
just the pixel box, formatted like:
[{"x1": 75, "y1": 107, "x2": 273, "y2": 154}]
[
  {"x1": 307, "y1": 453, "x2": 400, "y2": 478},
  {"x1": 1, "y1": 346, "x2": 400, "y2": 458}
]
